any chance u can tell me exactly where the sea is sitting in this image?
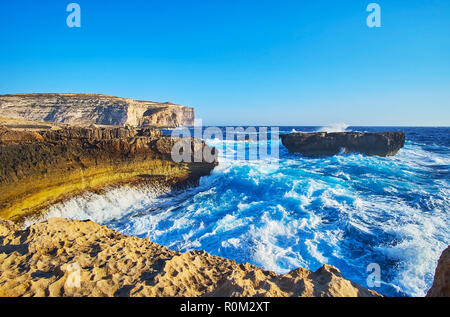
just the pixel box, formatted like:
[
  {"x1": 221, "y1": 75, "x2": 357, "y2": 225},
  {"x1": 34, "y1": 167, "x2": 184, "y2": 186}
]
[{"x1": 36, "y1": 124, "x2": 450, "y2": 297}]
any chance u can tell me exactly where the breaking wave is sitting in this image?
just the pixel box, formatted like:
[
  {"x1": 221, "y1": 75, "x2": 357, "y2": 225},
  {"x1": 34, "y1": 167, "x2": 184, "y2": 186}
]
[{"x1": 315, "y1": 123, "x2": 350, "y2": 133}]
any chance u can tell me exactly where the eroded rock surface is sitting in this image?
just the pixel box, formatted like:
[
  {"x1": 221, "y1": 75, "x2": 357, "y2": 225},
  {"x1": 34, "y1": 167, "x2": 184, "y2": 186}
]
[
  {"x1": 0, "y1": 94, "x2": 194, "y2": 128},
  {"x1": 0, "y1": 119, "x2": 217, "y2": 222},
  {"x1": 427, "y1": 246, "x2": 450, "y2": 297},
  {"x1": 0, "y1": 218, "x2": 381, "y2": 297},
  {"x1": 280, "y1": 132, "x2": 405, "y2": 157}
]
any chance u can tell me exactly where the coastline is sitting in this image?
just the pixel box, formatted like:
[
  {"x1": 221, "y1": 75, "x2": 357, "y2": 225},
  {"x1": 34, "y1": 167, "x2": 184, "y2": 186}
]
[
  {"x1": 0, "y1": 217, "x2": 382, "y2": 297},
  {"x1": 0, "y1": 115, "x2": 384, "y2": 297}
]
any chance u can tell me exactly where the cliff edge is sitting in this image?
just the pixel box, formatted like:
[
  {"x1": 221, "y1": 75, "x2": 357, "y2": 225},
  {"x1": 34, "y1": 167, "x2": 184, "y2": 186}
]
[{"x1": 0, "y1": 94, "x2": 194, "y2": 128}]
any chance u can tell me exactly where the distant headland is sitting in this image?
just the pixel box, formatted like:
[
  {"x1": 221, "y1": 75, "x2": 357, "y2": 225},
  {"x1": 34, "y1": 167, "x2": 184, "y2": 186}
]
[{"x1": 0, "y1": 93, "x2": 194, "y2": 128}]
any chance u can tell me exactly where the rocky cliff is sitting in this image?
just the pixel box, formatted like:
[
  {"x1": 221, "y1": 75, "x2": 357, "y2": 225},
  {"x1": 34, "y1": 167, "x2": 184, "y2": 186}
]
[
  {"x1": 0, "y1": 94, "x2": 195, "y2": 128},
  {"x1": 0, "y1": 218, "x2": 381, "y2": 297},
  {"x1": 0, "y1": 117, "x2": 216, "y2": 222},
  {"x1": 427, "y1": 246, "x2": 450, "y2": 297},
  {"x1": 280, "y1": 132, "x2": 405, "y2": 157},
  {"x1": 0, "y1": 117, "x2": 383, "y2": 298}
]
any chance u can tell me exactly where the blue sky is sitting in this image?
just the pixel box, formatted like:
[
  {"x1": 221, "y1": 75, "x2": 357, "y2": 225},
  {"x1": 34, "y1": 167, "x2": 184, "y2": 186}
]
[{"x1": 0, "y1": 0, "x2": 449, "y2": 126}]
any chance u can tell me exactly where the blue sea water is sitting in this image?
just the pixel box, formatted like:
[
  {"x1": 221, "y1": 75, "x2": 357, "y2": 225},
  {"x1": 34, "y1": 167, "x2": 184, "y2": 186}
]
[{"x1": 40, "y1": 125, "x2": 450, "y2": 297}]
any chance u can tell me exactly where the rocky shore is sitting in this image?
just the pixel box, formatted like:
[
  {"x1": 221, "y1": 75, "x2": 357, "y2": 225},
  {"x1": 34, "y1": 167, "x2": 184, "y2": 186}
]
[
  {"x1": 0, "y1": 94, "x2": 195, "y2": 128},
  {"x1": 280, "y1": 132, "x2": 405, "y2": 157},
  {"x1": 0, "y1": 112, "x2": 446, "y2": 297},
  {"x1": 0, "y1": 117, "x2": 216, "y2": 222},
  {"x1": 427, "y1": 246, "x2": 450, "y2": 297},
  {"x1": 0, "y1": 218, "x2": 381, "y2": 297}
]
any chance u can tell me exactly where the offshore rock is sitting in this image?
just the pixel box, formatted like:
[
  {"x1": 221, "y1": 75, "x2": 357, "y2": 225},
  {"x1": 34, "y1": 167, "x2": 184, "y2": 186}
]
[
  {"x1": 0, "y1": 218, "x2": 382, "y2": 297},
  {"x1": 280, "y1": 132, "x2": 405, "y2": 157},
  {"x1": 0, "y1": 93, "x2": 195, "y2": 128}
]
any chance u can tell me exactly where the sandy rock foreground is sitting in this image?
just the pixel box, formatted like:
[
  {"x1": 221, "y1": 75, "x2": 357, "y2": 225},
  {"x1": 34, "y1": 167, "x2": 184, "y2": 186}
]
[{"x1": 0, "y1": 218, "x2": 380, "y2": 297}]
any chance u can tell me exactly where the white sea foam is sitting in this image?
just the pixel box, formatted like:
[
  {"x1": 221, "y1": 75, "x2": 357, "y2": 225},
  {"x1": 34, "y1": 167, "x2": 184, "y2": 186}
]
[{"x1": 305, "y1": 238, "x2": 329, "y2": 264}]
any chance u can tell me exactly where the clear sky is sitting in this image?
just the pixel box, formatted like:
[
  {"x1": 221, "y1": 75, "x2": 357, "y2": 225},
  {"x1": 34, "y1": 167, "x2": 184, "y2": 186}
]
[{"x1": 0, "y1": 0, "x2": 449, "y2": 126}]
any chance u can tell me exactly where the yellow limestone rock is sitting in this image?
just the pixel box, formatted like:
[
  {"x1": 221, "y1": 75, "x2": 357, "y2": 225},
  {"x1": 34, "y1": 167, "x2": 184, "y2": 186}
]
[{"x1": 0, "y1": 218, "x2": 381, "y2": 297}]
